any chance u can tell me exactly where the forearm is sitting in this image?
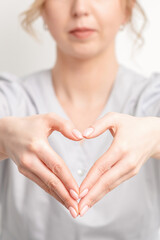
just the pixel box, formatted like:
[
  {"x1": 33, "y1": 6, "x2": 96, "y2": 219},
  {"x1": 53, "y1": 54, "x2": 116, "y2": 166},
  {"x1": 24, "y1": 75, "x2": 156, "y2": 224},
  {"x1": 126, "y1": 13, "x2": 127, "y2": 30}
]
[
  {"x1": 0, "y1": 118, "x2": 9, "y2": 161},
  {"x1": 150, "y1": 117, "x2": 160, "y2": 160}
]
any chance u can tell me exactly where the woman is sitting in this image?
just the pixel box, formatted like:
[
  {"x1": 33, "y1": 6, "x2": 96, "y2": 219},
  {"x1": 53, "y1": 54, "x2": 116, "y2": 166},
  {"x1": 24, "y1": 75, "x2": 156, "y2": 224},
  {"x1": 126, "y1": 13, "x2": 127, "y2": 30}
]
[{"x1": 0, "y1": 0, "x2": 160, "y2": 239}]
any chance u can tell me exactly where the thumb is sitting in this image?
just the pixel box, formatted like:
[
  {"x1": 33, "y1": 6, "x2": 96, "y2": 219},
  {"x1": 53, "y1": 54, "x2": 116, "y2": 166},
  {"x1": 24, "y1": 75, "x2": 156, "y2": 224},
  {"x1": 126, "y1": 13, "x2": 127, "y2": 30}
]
[
  {"x1": 44, "y1": 112, "x2": 83, "y2": 141},
  {"x1": 82, "y1": 112, "x2": 119, "y2": 139}
]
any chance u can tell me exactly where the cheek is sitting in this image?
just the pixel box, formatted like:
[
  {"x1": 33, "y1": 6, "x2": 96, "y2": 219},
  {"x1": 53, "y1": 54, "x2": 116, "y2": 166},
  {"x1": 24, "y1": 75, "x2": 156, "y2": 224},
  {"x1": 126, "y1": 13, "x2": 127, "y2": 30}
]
[
  {"x1": 43, "y1": 3, "x2": 67, "y2": 39},
  {"x1": 98, "y1": 1, "x2": 124, "y2": 39}
]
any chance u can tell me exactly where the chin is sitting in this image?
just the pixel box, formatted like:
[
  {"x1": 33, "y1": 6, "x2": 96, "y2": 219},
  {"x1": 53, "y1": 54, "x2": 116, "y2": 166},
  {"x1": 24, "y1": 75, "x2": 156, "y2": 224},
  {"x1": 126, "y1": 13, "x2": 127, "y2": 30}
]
[{"x1": 68, "y1": 44, "x2": 102, "y2": 60}]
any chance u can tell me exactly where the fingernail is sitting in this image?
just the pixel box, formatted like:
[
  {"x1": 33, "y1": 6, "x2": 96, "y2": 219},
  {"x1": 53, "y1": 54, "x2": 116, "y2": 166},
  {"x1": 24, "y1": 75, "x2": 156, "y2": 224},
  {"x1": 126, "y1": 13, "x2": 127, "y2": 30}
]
[
  {"x1": 70, "y1": 189, "x2": 79, "y2": 200},
  {"x1": 72, "y1": 129, "x2": 83, "y2": 139},
  {"x1": 79, "y1": 188, "x2": 88, "y2": 198},
  {"x1": 83, "y1": 128, "x2": 94, "y2": 137},
  {"x1": 80, "y1": 205, "x2": 89, "y2": 217},
  {"x1": 69, "y1": 206, "x2": 78, "y2": 218}
]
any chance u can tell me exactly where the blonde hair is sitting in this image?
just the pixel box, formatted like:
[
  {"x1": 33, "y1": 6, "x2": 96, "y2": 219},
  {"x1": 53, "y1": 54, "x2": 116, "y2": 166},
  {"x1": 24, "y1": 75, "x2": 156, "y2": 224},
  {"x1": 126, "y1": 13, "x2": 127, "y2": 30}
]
[{"x1": 19, "y1": 0, "x2": 147, "y2": 49}]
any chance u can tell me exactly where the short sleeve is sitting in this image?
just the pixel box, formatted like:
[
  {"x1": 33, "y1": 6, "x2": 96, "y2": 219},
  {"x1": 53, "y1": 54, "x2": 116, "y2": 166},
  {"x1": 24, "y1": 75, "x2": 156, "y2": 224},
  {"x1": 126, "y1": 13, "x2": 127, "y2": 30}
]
[
  {"x1": 0, "y1": 72, "x2": 21, "y2": 118},
  {"x1": 135, "y1": 73, "x2": 160, "y2": 117},
  {"x1": 0, "y1": 72, "x2": 32, "y2": 118},
  {"x1": 0, "y1": 77, "x2": 11, "y2": 118}
]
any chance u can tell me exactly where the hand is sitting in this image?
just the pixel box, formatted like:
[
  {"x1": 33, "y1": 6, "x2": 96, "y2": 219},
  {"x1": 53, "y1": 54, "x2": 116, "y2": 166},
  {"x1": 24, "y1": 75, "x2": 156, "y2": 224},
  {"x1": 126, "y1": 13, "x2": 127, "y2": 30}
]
[
  {"x1": 78, "y1": 112, "x2": 158, "y2": 216},
  {"x1": 1, "y1": 113, "x2": 84, "y2": 218}
]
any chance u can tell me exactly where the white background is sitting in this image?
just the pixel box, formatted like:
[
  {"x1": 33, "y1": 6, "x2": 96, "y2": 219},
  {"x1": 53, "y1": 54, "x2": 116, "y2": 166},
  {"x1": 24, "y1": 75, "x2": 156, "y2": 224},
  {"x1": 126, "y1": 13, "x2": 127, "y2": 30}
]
[
  {"x1": 0, "y1": 0, "x2": 160, "y2": 237},
  {"x1": 0, "y1": 0, "x2": 160, "y2": 77}
]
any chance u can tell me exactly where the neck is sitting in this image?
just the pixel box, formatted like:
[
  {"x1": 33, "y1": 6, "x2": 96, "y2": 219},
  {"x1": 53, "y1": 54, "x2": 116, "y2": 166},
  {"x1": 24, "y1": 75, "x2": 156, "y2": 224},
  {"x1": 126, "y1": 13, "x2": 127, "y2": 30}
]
[{"x1": 51, "y1": 43, "x2": 119, "y2": 109}]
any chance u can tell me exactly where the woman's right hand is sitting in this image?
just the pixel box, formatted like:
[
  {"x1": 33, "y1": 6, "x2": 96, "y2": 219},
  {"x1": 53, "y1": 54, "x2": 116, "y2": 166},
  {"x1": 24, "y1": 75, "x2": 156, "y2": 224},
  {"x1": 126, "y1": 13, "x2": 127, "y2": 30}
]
[{"x1": 0, "y1": 113, "x2": 83, "y2": 218}]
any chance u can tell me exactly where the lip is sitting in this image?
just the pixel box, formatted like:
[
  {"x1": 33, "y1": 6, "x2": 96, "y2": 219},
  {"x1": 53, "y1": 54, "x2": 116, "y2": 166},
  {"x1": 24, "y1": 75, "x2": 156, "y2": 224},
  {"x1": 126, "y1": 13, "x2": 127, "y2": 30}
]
[
  {"x1": 69, "y1": 27, "x2": 96, "y2": 33},
  {"x1": 69, "y1": 27, "x2": 96, "y2": 39},
  {"x1": 70, "y1": 30, "x2": 95, "y2": 39}
]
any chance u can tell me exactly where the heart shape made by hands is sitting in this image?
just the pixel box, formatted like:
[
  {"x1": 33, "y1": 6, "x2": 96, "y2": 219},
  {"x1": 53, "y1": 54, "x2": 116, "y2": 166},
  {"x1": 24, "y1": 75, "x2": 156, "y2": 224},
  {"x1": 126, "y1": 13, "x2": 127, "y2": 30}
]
[
  {"x1": 66, "y1": 112, "x2": 155, "y2": 218},
  {"x1": 67, "y1": 113, "x2": 117, "y2": 217}
]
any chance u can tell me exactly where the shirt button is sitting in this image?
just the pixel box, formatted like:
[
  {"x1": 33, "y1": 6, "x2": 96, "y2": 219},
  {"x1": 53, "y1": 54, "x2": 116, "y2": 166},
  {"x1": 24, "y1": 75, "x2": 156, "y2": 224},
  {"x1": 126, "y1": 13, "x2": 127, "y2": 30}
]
[{"x1": 77, "y1": 168, "x2": 85, "y2": 176}]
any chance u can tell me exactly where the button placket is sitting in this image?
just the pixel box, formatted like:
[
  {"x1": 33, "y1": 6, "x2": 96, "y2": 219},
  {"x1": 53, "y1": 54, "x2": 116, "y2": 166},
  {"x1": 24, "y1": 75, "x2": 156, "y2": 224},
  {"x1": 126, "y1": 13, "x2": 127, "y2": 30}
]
[
  {"x1": 67, "y1": 143, "x2": 87, "y2": 186},
  {"x1": 76, "y1": 140, "x2": 92, "y2": 176},
  {"x1": 77, "y1": 168, "x2": 85, "y2": 177}
]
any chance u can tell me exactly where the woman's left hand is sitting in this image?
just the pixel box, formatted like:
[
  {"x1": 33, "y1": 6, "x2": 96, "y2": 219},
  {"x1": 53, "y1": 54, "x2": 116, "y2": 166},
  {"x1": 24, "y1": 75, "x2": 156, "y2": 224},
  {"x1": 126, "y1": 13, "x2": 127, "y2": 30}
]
[{"x1": 78, "y1": 112, "x2": 159, "y2": 217}]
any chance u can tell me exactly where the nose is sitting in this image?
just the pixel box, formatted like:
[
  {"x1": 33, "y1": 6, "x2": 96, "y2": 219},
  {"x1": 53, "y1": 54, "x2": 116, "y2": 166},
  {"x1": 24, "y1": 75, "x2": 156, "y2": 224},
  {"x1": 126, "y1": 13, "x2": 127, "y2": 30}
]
[{"x1": 71, "y1": 0, "x2": 90, "y2": 18}]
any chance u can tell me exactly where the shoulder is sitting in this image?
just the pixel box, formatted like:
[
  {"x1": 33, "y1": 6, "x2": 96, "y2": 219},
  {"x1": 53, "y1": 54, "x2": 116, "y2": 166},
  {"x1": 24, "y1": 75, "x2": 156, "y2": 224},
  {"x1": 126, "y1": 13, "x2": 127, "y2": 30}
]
[
  {"x1": 118, "y1": 65, "x2": 160, "y2": 116},
  {"x1": 0, "y1": 71, "x2": 23, "y2": 98},
  {"x1": 19, "y1": 68, "x2": 52, "y2": 96},
  {"x1": 137, "y1": 71, "x2": 160, "y2": 116},
  {"x1": 0, "y1": 68, "x2": 51, "y2": 97},
  {"x1": 119, "y1": 65, "x2": 148, "y2": 86},
  {"x1": 119, "y1": 64, "x2": 160, "y2": 94},
  {"x1": 0, "y1": 72, "x2": 22, "y2": 116},
  {"x1": 0, "y1": 68, "x2": 51, "y2": 116},
  {"x1": 0, "y1": 68, "x2": 51, "y2": 86},
  {"x1": 0, "y1": 72, "x2": 23, "y2": 112}
]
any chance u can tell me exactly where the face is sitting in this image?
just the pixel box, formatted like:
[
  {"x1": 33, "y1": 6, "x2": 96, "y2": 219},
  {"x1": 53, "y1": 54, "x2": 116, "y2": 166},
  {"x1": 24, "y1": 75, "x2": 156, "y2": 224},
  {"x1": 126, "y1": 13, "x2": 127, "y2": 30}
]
[{"x1": 42, "y1": 0, "x2": 129, "y2": 60}]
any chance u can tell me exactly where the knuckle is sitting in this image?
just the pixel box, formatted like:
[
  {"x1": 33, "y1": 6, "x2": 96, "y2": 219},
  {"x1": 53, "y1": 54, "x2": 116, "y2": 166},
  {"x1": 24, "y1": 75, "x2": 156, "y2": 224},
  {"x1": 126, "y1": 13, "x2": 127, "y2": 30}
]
[
  {"x1": 112, "y1": 145, "x2": 120, "y2": 155},
  {"x1": 120, "y1": 142, "x2": 128, "y2": 154},
  {"x1": 103, "y1": 181, "x2": 111, "y2": 193},
  {"x1": 46, "y1": 186, "x2": 55, "y2": 196},
  {"x1": 112, "y1": 145, "x2": 123, "y2": 158},
  {"x1": 87, "y1": 197, "x2": 95, "y2": 208},
  {"x1": 52, "y1": 162, "x2": 62, "y2": 175},
  {"x1": 45, "y1": 185, "x2": 58, "y2": 197},
  {"x1": 114, "y1": 142, "x2": 127, "y2": 156},
  {"x1": 20, "y1": 155, "x2": 32, "y2": 169},
  {"x1": 46, "y1": 177, "x2": 59, "y2": 190},
  {"x1": 128, "y1": 158, "x2": 136, "y2": 171},
  {"x1": 27, "y1": 139, "x2": 42, "y2": 153},
  {"x1": 97, "y1": 163, "x2": 107, "y2": 176}
]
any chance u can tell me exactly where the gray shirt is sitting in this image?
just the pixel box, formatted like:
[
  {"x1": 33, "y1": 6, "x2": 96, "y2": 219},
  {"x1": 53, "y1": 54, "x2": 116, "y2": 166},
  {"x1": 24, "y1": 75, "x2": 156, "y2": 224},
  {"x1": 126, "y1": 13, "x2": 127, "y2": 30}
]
[{"x1": 0, "y1": 65, "x2": 160, "y2": 240}]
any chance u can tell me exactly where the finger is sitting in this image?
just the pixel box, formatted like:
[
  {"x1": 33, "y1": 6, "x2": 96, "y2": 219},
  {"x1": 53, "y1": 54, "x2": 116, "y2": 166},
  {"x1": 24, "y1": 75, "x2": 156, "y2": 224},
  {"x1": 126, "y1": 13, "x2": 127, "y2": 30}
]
[
  {"x1": 29, "y1": 154, "x2": 79, "y2": 215},
  {"x1": 106, "y1": 167, "x2": 135, "y2": 191},
  {"x1": 44, "y1": 112, "x2": 83, "y2": 141},
  {"x1": 79, "y1": 138, "x2": 121, "y2": 198},
  {"x1": 36, "y1": 141, "x2": 80, "y2": 200},
  {"x1": 82, "y1": 112, "x2": 119, "y2": 139},
  {"x1": 19, "y1": 167, "x2": 65, "y2": 207},
  {"x1": 78, "y1": 158, "x2": 132, "y2": 216}
]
